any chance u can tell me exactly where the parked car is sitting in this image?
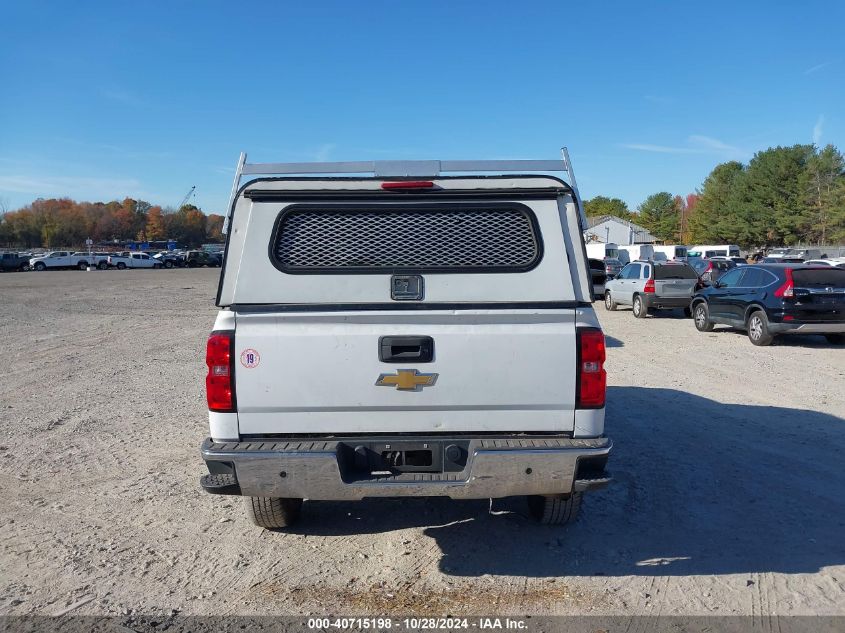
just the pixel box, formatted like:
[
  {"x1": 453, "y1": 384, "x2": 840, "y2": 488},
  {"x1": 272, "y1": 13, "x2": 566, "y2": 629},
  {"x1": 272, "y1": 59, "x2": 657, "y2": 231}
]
[
  {"x1": 93, "y1": 252, "x2": 113, "y2": 270},
  {"x1": 0, "y1": 252, "x2": 31, "y2": 272},
  {"x1": 764, "y1": 248, "x2": 793, "y2": 259},
  {"x1": 602, "y1": 258, "x2": 623, "y2": 279},
  {"x1": 185, "y1": 250, "x2": 221, "y2": 267},
  {"x1": 29, "y1": 251, "x2": 91, "y2": 271},
  {"x1": 803, "y1": 259, "x2": 845, "y2": 268},
  {"x1": 107, "y1": 252, "x2": 162, "y2": 269},
  {"x1": 152, "y1": 251, "x2": 184, "y2": 269},
  {"x1": 691, "y1": 257, "x2": 736, "y2": 283},
  {"x1": 589, "y1": 258, "x2": 607, "y2": 300},
  {"x1": 691, "y1": 264, "x2": 845, "y2": 346},
  {"x1": 71, "y1": 251, "x2": 110, "y2": 269},
  {"x1": 792, "y1": 248, "x2": 822, "y2": 260},
  {"x1": 762, "y1": 256, "x2": 804, "y2": 263},
  {"x1": 604, "y1": 260, "x2": 699, "y2": 318}
]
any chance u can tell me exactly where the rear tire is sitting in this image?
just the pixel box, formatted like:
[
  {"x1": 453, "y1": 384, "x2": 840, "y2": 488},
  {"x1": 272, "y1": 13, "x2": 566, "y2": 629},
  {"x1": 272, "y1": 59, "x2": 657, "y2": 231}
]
[
  {"x1": 34, "y1": 262, "x2": 46, "y2": 271},
  {"x1": 116, "y1": 262, "x2": 126, "y2": 270},
  {"x1": 78, "y1": 262, "x2": 87, "y2": 270},
  {"x1": 527, "y1": 493, "x2": 582, "y2": 525},
  {"x1": 747, "y1": 310, "x2": 774, "y2": 346},
  {"x1": 98, "y1": 261, "x2": 108, "y2": 270},
  {"x1": 693, "y1": 302, "x2": 714, "y2": 332},
  {"x1": 604, "y1": 292, "x2": 617, "y2": 311},
  {"x1": 824, "y1": 333, "x2": 845, "y2": 345},
  {"x1": 632, "y1": 295, "x2": 647, "y2": 318},
  {"x1": 164, "y1": 260, "x2": 174, "y2": 269},
  {"x1": 245, "y1": 497, "x2": 303, "y2": 529}
]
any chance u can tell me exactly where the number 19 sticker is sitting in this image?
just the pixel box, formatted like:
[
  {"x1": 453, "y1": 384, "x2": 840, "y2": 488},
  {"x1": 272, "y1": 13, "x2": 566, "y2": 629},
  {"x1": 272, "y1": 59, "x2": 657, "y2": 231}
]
[{"x1": 240, "y1": 349, "x2": 260, "y2": 368}]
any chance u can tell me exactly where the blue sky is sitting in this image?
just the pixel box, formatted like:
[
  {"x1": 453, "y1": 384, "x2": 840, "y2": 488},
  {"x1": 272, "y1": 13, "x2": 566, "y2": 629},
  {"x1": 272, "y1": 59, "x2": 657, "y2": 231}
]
[{"x1": 1, "y1": 1, "x2": 843, "y2": 214}]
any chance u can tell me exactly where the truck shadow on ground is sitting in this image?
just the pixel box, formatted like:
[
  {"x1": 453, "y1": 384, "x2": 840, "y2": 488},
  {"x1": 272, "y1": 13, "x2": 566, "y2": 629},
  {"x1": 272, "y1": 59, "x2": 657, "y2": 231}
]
[
  {"x1": 604, "y1": 335, "x2": 624, "y2": 348},
  {"x1": 705, "y1": 328, "x2": 844, "y2": 349},
  {"x1": 293, "y1": 386, "x2": 845, "y2": 577}
]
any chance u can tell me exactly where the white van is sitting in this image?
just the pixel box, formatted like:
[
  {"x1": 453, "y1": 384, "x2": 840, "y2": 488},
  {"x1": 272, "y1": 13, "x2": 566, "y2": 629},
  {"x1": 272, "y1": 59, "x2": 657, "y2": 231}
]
[
  {"x1": 617, "y1": 244, "x2": 654, "y2": 265},
  {"x1": 585, "y1": 242, "x2": 620, "y2": 261},
  {"x1": 652, "y1": 245, "x2": 688, "y2": 261},
  {"x1": 688, "y1": 244, "x2": 741, "y2": 259}
]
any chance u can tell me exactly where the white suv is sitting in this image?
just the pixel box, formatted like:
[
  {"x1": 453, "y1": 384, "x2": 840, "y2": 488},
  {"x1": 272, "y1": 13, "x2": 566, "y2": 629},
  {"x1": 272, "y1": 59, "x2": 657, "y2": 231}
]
[{"x1": 199, "y1": 153, "x2": 612, "y2": 529}]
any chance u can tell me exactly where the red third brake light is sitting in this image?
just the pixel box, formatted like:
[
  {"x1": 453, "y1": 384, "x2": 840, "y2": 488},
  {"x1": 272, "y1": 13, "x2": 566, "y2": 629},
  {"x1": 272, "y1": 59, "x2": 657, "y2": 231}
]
[
  {"x1": 381, "y1": 181, "x2": 435, "y2": 190},
  {"x1": 577, "y1": 328, "x2": 606, "y2": 408},
  {"x1": 774, "y1": 268, "x2": 795, "y2": 298},
  {"x1": 643, "y1": 278, "x2": 655, "y2": 294},
  {"x1": 206, "y1": 332, "x2": 235, "y2": 412}
]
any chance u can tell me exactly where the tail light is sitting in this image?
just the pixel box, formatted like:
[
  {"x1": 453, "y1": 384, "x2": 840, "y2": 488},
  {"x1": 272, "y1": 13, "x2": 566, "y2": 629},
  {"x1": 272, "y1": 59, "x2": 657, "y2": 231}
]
[
  {"x1": 643, "y1": 278, "x2": 655, "y2": 293},
  {"x1": 577, "y1": 328, "x2": 606, "y2": 409},
  {"x1": 774, "y1": 268, "x2": 794, "y2": 298},
  {"x1": 206, "y1": 332, "x2": 235, "y2": 412}
]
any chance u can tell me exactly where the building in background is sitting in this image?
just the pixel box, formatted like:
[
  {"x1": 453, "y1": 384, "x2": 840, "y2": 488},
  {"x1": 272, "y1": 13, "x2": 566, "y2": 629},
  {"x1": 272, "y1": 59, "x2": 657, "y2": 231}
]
[{"x1": 584, "y1": 215, "x2": 657, "y2": 245}]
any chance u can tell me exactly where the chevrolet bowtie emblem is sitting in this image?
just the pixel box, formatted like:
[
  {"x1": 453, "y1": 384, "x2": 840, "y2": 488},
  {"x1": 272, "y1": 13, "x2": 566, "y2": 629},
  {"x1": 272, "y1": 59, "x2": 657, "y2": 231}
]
[{"x1": 376, "y1": 369, "x2": 438, "y2": 391}]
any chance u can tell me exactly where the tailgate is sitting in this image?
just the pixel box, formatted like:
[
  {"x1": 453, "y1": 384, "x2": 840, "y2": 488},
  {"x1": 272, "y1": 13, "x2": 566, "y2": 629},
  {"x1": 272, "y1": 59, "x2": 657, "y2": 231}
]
[
  {"x1": 654, "y1": 265, "x2": 698, "y2": 298},
  {"x1": 655, "y1": 279, "x2": 697, "y2": 297},
  {"x1": 233, "y1": 309, "x2": 578, "y2": 435},
  {"x1": 791, "y1": 268, "x2": 845, "y2": 321}
]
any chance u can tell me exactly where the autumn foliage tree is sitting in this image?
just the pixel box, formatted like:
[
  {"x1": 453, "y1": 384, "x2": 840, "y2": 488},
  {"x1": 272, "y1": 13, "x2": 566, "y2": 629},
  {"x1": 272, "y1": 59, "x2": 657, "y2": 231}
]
[{"x1": 0, "y1": 197, "x2": 225, "y2": 248}]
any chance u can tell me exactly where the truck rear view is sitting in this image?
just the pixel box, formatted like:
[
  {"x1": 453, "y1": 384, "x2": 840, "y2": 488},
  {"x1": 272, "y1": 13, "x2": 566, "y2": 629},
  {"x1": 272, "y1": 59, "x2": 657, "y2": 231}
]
[{"x1": 200, "y1": 154, "x2": 612, "y2": 529}]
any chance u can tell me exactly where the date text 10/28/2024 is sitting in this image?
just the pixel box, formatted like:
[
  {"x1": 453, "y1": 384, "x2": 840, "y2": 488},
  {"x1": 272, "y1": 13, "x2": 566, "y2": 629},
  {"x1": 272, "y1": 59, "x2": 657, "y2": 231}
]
[{"x1": 307, "y1": 618, "x2": 528, "y2": 630}]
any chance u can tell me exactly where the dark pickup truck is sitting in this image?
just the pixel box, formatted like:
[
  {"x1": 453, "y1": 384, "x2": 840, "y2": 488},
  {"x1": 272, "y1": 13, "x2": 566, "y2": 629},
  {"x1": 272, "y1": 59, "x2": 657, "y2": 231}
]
[{"x1": 0, "y1": 253, "x2": 30, "y2": 272}]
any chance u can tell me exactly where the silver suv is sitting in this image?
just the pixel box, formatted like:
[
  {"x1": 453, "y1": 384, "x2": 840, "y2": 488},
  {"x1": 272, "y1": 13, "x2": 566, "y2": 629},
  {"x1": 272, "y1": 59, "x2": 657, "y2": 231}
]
[{"x1": 604, "y1": 260, "x2": 699, "y2": 318}]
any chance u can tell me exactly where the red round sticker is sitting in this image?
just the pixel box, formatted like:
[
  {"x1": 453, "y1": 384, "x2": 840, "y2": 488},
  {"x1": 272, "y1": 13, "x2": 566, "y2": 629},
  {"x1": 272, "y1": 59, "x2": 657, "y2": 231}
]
[{"x1": 240, "y1": 348, "x2": 260, "y2": 368}]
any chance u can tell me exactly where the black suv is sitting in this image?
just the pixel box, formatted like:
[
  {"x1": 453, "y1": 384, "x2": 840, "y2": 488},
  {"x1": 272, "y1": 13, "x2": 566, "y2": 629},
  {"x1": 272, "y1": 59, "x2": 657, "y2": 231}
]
[
  {"x1": 691, "y1": 264, "x2": 845, "y2": 346},
  {"x1": 184, "y1": 251, "x2": 221, "y2": 268}
]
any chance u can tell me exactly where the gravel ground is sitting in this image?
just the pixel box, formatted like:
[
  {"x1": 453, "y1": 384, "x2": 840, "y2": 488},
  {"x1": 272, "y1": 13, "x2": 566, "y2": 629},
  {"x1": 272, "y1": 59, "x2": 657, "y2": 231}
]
[{"x1": 1, "y1": 268, "x2": 843, "y2": 618}]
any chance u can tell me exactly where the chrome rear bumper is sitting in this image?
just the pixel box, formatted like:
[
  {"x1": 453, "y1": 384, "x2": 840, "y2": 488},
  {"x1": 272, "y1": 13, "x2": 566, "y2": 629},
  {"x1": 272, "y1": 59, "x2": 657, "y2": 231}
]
[{"x1": 200, "y1": 436, "x2": 611, "y2": 500}]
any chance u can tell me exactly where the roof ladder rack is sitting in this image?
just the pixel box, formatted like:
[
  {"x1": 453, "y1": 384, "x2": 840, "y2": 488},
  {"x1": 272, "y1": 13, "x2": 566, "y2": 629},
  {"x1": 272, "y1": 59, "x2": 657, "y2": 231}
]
[{"x1": 223, "y1": 148, "x2": 585, "y2": 233}]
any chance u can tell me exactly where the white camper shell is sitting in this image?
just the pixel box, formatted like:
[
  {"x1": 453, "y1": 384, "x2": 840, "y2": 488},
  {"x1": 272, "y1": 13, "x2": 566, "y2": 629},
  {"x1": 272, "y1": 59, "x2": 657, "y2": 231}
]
[
  {"x1": 617, "y1": 244, "x2": 654, "y2": 265},
  {"x1": 585, "y1": 242, "x2": 620, "y2": 261},
  {"x1": 201, "y1": 152, "x2": 612, "y2": 529},
  {"x1": 652, "y1": 245, "x2": 688, "y2": 262}
]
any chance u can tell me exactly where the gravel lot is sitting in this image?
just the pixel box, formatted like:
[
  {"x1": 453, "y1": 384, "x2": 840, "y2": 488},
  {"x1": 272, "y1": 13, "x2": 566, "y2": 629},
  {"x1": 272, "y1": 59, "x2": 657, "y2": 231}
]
[{"x1": 1, "y1": 269, "x2": 843, "y2": 618}]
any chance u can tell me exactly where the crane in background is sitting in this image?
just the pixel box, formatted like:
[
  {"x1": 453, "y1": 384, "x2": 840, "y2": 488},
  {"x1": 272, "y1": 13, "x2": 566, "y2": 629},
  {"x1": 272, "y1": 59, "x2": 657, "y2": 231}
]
[{"x1": 176, "y1": 186, "x2": 196, "y2": 211}]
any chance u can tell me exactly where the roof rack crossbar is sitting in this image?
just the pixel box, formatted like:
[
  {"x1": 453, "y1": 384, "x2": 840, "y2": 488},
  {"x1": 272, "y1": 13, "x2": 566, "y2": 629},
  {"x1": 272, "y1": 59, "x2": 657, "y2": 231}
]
[
  {"x1": 240, "y1": 158, "x2": 569, "y2": 177},
  {"x1": 223, "y1": 149, "x2": 585, "y2": 232}
]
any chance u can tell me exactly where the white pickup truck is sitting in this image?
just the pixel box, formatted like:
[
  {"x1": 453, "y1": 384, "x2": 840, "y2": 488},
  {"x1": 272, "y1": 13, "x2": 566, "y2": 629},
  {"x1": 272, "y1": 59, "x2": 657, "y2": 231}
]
[
  {"x1": 29, "y1": 251, "x2": 87, "y2": 271},
  {"x1": 107, "y1": 252, "x2": 162, "y2": 269},
  {"x1": 200, "y1": 152, "x2": 612, "y2": 530},
  {"x1": 29, "y1": 251, "x2": 110, "y2": 271}
]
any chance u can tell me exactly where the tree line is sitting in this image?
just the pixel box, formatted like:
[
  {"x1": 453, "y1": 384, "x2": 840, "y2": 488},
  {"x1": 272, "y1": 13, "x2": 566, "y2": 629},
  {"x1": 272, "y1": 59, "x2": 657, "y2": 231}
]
[
  {"x1": 0, "y1": 197, "x2": 225, "y2": 249},
  {"x1": 584, "y1": 144, "x2": 845, "y2": 247},
  {"x1": 3, "y1": 144, "x2": 843, "y2": 250}
]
